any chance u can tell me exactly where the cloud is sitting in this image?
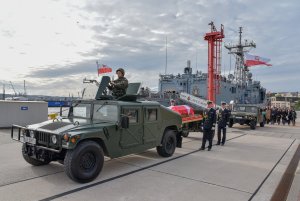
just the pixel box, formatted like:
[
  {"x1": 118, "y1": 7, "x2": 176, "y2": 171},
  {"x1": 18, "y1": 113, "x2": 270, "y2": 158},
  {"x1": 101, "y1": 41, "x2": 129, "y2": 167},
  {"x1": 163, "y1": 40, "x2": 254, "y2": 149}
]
[{"x1": 1, "y1": 0, "x2": 300, "y2": 96}]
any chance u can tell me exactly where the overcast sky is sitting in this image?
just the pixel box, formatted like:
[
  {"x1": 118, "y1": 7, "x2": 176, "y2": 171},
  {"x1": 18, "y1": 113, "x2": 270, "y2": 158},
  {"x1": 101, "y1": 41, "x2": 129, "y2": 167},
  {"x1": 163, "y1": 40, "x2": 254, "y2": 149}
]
[{"x1": 0, "y1": 0, "x2": 299, "y2": 96}]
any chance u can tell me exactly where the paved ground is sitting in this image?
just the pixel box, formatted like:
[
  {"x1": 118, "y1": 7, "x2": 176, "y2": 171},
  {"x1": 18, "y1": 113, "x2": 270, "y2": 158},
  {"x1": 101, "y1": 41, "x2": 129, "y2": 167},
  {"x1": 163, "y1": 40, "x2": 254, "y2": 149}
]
[{"x1": 0, "y1": 120, "x2": 299, "y2": 201}]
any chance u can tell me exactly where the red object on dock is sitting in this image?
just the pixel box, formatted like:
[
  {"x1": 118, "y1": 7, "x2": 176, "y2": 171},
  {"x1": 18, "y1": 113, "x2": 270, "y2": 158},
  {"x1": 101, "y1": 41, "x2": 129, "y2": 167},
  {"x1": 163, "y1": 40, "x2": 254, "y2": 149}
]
[
  {"x1": 168, "y1": 105, "x2": 195, "y2": 116},
  {"x1": 204, "y1": 22, "x2": 224, "y2": 103},
  {"x1": 182, "y1": 115, "x2": 203, "y2": 124}
]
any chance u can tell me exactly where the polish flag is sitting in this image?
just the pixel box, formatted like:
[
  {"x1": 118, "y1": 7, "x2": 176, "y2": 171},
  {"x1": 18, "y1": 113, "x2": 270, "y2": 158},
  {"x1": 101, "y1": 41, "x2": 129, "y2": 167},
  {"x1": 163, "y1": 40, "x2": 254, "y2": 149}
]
[
  {"x1": 98, "y1": 64, "x2": 112, "y2": 75},
  {"x1": 244, "y1": 53, "x2": 272, "y2": 67}
]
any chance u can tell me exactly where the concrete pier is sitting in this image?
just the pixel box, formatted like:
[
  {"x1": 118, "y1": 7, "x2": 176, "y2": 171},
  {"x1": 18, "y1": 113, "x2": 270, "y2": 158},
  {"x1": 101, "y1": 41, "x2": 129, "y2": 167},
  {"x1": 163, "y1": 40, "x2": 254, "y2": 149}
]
[{"x1": 0, "y1": 121, "x2": 299, "y2": 201}]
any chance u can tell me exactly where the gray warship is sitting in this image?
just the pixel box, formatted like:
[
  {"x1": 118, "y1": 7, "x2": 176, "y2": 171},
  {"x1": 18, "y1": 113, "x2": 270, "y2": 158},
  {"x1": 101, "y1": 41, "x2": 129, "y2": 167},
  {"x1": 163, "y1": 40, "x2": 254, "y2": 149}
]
[{"x1": 143, "y1": 27, "x2": 266, "y2": 107}]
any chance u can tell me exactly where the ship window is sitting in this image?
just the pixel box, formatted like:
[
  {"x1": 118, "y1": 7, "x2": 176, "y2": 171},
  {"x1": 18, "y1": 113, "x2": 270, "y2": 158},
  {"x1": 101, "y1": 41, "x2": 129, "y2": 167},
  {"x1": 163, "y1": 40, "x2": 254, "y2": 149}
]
[
  {"x1": 183, "y1": 83, "x2": 186, "y2": 86},
  {"x1": 180, "y1": 83, "x2": 182, "y2": 86}
]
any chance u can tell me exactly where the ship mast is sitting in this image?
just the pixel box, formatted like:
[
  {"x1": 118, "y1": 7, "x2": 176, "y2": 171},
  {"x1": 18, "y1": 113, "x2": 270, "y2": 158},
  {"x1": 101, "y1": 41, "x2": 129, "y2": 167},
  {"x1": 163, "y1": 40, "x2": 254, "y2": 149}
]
[{"x1": 225, "y1": 27, "x2": 256, "y2": 87}]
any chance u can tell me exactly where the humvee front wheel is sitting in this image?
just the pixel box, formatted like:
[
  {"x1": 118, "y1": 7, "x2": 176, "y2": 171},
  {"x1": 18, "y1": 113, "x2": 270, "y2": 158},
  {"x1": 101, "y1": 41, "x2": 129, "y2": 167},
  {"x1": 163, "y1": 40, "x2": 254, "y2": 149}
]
[
  {"x1": 157, "y1": 130, "x2": 177, "y2": 157},
  {"x1": 22, "y1": 144, "x2": 50, "y2": 166},
  {"x1": 64, "y1": 141, "x2": 104, "y2": 183}
]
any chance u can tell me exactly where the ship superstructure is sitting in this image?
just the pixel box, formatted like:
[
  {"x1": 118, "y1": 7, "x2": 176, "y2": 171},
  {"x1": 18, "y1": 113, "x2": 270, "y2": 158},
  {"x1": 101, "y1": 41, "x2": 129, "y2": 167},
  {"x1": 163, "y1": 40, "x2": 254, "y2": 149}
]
[{"x1": 158, "y1": 26, "x2": 266, "y2": 106}]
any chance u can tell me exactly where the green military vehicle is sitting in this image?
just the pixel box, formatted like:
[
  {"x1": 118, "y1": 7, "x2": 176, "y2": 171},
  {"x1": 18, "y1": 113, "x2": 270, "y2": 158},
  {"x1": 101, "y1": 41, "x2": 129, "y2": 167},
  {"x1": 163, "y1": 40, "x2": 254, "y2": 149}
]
[
  {"x1": 11, "y1": 76, "x2": 182, "y2": 183},
  {"x1": 228, "y1": 104, "x2": 265, "y2": 130}
]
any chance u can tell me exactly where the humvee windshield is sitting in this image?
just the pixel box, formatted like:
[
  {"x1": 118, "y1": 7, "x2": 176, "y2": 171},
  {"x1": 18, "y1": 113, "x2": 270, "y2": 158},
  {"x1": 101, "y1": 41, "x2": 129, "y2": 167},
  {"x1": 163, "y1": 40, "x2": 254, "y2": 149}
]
[
  {"x1": 93, "y1": 104, "x2": 118, "y2": 122},
  {"x1": 72, "y1": 103, "x2": 91, "y2": 118},
  {"x1": 234, "y1": 106, "x2": 257, "y2": 113}
]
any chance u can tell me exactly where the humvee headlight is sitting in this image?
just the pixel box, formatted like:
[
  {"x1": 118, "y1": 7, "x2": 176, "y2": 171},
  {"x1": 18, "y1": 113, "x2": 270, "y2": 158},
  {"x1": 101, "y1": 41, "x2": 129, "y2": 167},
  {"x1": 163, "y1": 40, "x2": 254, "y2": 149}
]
[
  {"x1": 51, "y1": 135, "x2": 57, "y2": 144},
  {"x1": 29, "y1": 130, "x2": 35, "y2": 138}
]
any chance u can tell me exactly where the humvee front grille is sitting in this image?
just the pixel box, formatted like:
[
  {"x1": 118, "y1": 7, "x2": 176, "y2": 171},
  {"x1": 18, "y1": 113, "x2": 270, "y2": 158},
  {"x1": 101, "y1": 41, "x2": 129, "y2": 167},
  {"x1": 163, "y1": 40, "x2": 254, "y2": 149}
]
[{"x1": 36, "y1": 131, "x2": 51, "y2": 145}]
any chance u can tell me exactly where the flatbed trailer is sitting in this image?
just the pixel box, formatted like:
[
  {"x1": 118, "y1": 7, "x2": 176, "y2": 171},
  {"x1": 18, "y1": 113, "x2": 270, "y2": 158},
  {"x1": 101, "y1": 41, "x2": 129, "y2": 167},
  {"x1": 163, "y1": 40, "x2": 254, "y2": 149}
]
[
  {"x1": 181, "y1": 115, "x2": 203, "y2": 137},
  {"x1": 168, "y1": 105, "x2": 203, "y2": 137}
]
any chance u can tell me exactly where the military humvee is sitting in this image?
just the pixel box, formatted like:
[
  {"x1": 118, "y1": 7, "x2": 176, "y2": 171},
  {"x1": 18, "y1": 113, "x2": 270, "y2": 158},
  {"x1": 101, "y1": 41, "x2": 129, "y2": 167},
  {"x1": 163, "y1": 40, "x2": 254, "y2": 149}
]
[
  {"x1": 228, "y1": 104, "x2": 264, "y2": 130},
  {"x1": 11, "y1": 76, "x2": 182, "y2": 183}
]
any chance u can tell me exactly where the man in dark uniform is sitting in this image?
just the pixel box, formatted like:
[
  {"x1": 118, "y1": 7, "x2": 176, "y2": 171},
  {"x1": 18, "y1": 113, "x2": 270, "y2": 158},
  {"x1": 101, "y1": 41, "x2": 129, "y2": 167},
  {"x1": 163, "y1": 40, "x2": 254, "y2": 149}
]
[
  {"x1": 217, "y1": 102, "x2": 230, "y2": 146},
  {"x1": 271, "y1": 107, "x2": 277, "y2": 125},
  {"x1": 107, "y1": 68, "x2": 128, "y2": 98},
  {"x1": 201, "y1": 101, "x2": 216, "y2": 151}
]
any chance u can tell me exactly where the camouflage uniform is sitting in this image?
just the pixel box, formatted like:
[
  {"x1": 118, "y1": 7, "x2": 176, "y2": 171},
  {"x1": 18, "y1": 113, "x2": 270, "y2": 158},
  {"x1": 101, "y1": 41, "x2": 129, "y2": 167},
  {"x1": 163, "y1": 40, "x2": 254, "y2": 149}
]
[{"x1": 108, "y1": 77, "x2": 128, "y2": 98}]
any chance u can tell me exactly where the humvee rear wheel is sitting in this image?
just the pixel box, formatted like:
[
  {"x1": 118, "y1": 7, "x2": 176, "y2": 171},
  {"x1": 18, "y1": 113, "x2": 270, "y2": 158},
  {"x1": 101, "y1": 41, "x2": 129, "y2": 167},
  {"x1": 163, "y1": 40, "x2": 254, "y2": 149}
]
[
  {"x1": 157, "y1": 130, "x2": 177, "y2": 157},
  {"x1": 22, "y1": 144, "x2": 50, "y2": 166},
  {"x1": 250, "y1": 121, "x2": 256, "y2": 130},
  {"x1": 64, "y1": 141, "x2": 104, "y2": 183},
  {"x1": 182, "y1": 130, "x2": 189, "y2": 138}
]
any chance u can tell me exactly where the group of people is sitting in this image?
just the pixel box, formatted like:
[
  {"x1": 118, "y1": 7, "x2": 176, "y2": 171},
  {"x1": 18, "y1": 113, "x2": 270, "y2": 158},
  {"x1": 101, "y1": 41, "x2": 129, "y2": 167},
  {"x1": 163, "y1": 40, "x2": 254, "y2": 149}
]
[
  {"x1": 201, "y1": 101, "x2": 230, "y2": 151},
  {"x1": 201, "y1": 103, "x2": 298, "y2": 151},
  {"x1": 263, "y1": 107, "x2": 297, "y2": 126},
  {"x1": 108, "y1": 68, "x2": 297, "y2": 152}
]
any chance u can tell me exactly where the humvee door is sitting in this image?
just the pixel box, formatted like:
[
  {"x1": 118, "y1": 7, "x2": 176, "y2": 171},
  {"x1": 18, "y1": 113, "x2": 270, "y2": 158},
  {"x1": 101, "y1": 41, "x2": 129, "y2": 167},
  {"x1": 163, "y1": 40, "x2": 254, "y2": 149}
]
[
  {"x1": 119, "y1": 106, "x2": 143, "y2": 148},
  {"x1": 143, "y1": 106, "x2": 160, "y2": 144}
]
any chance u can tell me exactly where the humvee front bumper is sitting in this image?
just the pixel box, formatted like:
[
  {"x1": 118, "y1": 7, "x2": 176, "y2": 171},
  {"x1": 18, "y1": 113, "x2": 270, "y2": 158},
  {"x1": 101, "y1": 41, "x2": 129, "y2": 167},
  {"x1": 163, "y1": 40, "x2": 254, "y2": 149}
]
[{"x1": 11, "y1": 125, "x2": 62, "y2": 153}]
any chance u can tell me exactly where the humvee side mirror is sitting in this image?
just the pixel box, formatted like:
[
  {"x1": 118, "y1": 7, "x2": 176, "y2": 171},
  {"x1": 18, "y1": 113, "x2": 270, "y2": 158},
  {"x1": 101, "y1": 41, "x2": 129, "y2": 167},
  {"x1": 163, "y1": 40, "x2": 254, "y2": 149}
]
[{"x1": 121, "y1": 116, "x2": 129, "y2": 129}]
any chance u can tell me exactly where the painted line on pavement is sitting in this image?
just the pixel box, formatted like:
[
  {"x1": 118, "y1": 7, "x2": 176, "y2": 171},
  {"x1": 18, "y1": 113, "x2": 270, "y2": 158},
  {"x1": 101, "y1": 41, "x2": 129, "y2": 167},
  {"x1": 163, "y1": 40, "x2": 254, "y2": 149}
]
[
  {"x1": 40, "y1": 134, "x2": 247, "y2": 201},
  {"x1": 248, "y1": 139, "x2": 296, "y2": 201}
]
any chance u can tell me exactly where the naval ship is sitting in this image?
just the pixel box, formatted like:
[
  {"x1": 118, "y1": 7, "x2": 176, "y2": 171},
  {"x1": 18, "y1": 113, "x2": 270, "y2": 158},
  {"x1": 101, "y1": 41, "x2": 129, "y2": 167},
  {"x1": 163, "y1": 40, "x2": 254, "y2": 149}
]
[{"x1": 145, "y1": 27, "x2": 266, "y2": 107}]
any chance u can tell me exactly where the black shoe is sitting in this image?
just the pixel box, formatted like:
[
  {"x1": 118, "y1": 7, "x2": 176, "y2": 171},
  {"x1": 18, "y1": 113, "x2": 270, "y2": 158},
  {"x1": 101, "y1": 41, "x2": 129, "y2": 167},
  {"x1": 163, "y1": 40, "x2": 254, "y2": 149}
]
[
  {"x1": 216, "y1": 142, "x2": 220, "y2": 145},
  {"x1": 200, "y1": 147, "x2": 205, "y2": 150},
  {"x1": 207, "y1": 147, "x2": 211, "y2": 151},
  {"x1": 221, "y1": 143, "x2": 225, "y2": 146}
]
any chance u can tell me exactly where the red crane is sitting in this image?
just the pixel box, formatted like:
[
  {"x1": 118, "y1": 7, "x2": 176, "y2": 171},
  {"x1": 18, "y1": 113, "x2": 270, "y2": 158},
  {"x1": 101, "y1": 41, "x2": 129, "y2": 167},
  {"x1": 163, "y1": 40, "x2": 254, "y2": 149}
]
[{"x1": 204, "y1": 22, "x2": 224, "y2": 104}]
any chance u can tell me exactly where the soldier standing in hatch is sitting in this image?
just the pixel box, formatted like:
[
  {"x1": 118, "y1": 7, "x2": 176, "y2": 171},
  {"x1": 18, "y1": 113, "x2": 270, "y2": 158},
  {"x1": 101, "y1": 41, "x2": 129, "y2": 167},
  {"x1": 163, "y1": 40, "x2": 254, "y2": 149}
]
[
  {"x1": 107, "y1": 68, "x2": 128, "y2": 98},
  {"x1": 217, "y1": 102, "x2": 230, "y2": 146},
  {"x1": 201, "y1": 101, "x2": 217, "y2": 151}
]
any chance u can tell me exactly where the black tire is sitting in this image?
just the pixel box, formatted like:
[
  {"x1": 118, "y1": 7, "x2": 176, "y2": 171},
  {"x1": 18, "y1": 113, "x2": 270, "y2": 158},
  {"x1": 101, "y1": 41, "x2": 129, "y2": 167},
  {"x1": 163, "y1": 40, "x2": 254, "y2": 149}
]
[
  {"x1": 260, "y1": 122, "x2": 265, "y2": 127},
  {"x1": 229, "y1": 119, "x2": 233, "y2": 128},
  {"x1": 64, "y1": 141, "x2": 104, "y2": 183},
  {"x1": 182, "y1": 130, "x2": 189, "y2": 138},
  {"x1": 157, "y1": 130, "x2": 177, "y2": 157},
  {"x1": 250, "y1": 121, "x2": 256, "y2": 130},
  {"x1": 239, "y1": 123, "x2": 244, "y2": 125},
  {"x1": 22, "y1": 144, "x2": 50, "y2": 166}
]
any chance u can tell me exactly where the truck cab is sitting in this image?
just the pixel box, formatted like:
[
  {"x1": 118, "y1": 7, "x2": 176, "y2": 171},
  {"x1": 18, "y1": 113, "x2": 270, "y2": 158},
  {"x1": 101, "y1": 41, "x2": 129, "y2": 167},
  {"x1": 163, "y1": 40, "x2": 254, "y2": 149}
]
[{"x1": 229, "y1": 104, "x2": 264, "y2": 130}]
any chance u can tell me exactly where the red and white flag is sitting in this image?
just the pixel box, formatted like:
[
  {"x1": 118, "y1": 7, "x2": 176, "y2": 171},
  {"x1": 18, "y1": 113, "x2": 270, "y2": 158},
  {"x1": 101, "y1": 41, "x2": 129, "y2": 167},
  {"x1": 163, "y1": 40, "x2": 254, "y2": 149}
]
[
  {"x1": 244, "y1": 53, "x2": 272, "y2": 67},
  {"x1": 98, "y1": 64, "x2": 112, "y2": 75}
]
